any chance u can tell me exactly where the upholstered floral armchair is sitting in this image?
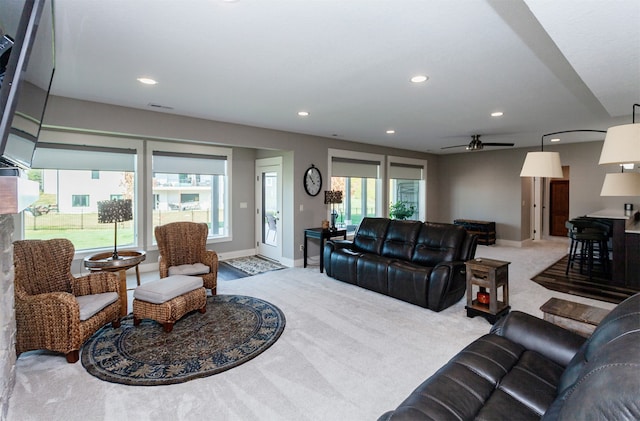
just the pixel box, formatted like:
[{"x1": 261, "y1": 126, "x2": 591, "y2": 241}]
[
  {"x1": 154, "y1": 222, "x2": 218, "y2": 294},
  {"x1": 13, "y1": 239, "x2": 122, "y2": 363}
]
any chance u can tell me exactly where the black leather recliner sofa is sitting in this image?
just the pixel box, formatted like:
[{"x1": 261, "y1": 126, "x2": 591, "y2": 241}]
[
  {"x1": 323, "y1": 217, "x2": 477, "y2": 312},
  {"x1": 379, "y1": 292, "x2": 640, "y2": 420}
]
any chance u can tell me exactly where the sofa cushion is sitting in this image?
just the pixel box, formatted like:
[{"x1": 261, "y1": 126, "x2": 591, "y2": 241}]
[
  {"x1": 387, "y1": 261, "x2": 431, "y2": 307},
  {"x1": 134, "y1": 275, "x2": 203, "y2": 304},
  {"x1": 412, "y1": 223, "x2": 466, "y2": 267},
  {"x1": 356, "y1": 254, "x2": 394, "y2": 294},
  {"x1": 76, "y1": 292, "x2": 118, "y2": 321},
  {"x1": 381, "y1": 220, "x2": 422, "y2": 260},
  {"x1": 353, "y1": 218, "x2": 390, "y2": 254}
]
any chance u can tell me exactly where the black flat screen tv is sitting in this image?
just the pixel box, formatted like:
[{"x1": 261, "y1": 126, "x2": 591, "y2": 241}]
[{"x1": 0, "y1": 0, "x2": 55, "y2": 170}]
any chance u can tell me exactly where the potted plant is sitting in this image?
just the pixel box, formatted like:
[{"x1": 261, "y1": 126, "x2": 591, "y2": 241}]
[{"x1": 389, "y1": 201, "x2": 416, "y2": 220}]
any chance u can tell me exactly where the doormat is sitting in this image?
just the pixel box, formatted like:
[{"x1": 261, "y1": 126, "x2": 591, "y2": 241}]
[
  {"x1": 81, "y1": 295, "x2": 286, "y2": 386},
  {"x1": 531, "y1": 254, "x2": 636, "y2": 303},
  {"x1": 220, "y1": 255, "x2": 286, "y2": 276}
]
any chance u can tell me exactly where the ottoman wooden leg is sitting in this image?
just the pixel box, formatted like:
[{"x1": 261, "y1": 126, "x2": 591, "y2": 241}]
[
  {"x1": 112, "y1": 319, "x2": 121, "y2": 328},
  {"x1": 133, "y1": 317, "x2": 141, "y2": 326},
  {"x1": 163, "y1": 322, "x2": 174, "y2": 333},
  {"x1": 199, "y1": 306, "x2": 206, "y2": 314}
]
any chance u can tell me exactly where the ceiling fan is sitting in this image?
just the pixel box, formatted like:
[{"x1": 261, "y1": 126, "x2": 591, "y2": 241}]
[{"x1": 441, "y1": 134, "x2": 515, "y2": 151}]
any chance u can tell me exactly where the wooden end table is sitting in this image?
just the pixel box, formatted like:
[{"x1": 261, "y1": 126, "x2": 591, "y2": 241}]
[
  {"x1": 465, "y1": 257, "x2": 511, "y2": 324},
  {"x1": 84, "y1": 250, "x2": 146, "y2": 317},
  {"x1": 540, "y1": 297, "x2": 609, "y2": 337},
  {"x1": 304, "y1": 228, "x2": 347, "y2": 272}
]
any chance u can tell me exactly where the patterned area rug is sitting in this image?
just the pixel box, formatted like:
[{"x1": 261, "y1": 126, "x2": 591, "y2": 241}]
[
  {"x1": 531, "y1": 254, "x2": 636, "y2": 303},
  {"x1": 81, "y1": 295, "x2": 286, "y2": 386},
  {"x1": 221, "y1": 255, "x2": 286, "y2": 276}
]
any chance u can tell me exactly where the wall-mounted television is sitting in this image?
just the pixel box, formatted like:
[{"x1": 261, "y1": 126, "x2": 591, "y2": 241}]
[{"x1": 0, "y1": 0, "x2": 55, "y2": 170}]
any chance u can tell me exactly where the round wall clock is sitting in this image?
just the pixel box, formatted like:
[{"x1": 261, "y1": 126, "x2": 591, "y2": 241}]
[{"x1": 303, "y1": 164, "x2": 322, "y2": 196}]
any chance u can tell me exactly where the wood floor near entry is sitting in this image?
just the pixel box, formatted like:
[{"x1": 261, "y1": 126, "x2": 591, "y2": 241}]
[{"x1": 532, "y1": 254, "x2": 637, "y2": 304}]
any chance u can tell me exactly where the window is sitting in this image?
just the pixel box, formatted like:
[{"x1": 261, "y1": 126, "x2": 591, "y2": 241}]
[
  {"x1": 71, "y1": 194, "x2": 90, "y2": 207},
  {"x1": 26, "y1": 141, "x2": 137, "y2": 251},
  {"x1": 387, "y1": 158, "x2": 427, "y2": 221},
  {"x1": 150, "y1": 143, "x2": 231, "y2": 241},
  {"x1": 328, "y1": 149, "x2": 383, "y2": 232}
]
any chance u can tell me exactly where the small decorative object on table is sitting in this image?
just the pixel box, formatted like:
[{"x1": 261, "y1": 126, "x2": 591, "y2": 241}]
[
  {"x1": 97, "y1": 198, "x2": 133, "y2": 260},
  {"x1": 324, "y1": 190, "x2": 343, "y2": 231}
]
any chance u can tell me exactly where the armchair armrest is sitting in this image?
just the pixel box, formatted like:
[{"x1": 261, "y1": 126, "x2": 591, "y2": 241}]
[
  {"x1": 202, "y1": 249, "x2": 219, "y2": 271},
  {"x1": 17, "y1": 291, "x2": 81, "y2": 325},
  {"x1": 71, "y1": 272, "x2": 119, "y2": 297},
  {"x1": 491, "y1": 311, "x2": 586, "y2": 367}
]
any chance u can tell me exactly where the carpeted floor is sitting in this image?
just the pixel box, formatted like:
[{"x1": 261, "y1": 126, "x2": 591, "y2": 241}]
[
  {"x1": 8, "y1": 240, "x2": 618, "y2": 421},
  {"x1": 532, "y1": 254, "x2": 637, "y2": 303},
  {"x1": 81, "y1": 295, "x2": 286, "y2": 386}
]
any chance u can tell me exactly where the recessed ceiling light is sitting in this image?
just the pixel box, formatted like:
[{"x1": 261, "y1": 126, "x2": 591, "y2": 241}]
[
  {"x1": 410, "y1": 75, "x2": 428, "y2": 83},
  {"x1": 550, "y1": 138, "x2": 560, "y2": 142},
  {"x1": 491, "y1": 111, "x2": 504, "y2": 117},
  {"x1": 386, "y1": 129, "x2": 396, "y2": 134},
  {"x1": 297, "y1": 111, "x2": 309, "y2": 117},
  {"x1": 137, "y1": 77, "x2": 157, "y2": 85}
]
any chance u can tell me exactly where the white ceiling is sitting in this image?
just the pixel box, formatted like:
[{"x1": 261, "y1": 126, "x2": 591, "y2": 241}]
[{"x1": 49, "y1": 0, "x2": 640, "y2": 154}]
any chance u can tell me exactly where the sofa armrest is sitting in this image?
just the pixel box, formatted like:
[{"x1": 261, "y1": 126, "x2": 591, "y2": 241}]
[
  {"x1": 427, "y1": 260, "x2": 467, "y2": 311},
  {"x1": 491, "y1": 311, "x2": 586, "y2": 367},
  {"x1": 326, "y1": 239, "x2": 353, "y2": 250},
  {"x1": 323, "y1": 239, "x2": 354, "y2": 276}
]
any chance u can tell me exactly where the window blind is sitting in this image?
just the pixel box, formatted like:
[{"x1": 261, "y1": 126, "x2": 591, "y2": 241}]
[
  {"x1": 389, "y1": 162, "x2": 423, "y2": 180},
  {"x1": 331, "y1": 157, "x2": 380, "y2": 178},
  {"x1": 32, "y1": 143, "x2": 136, "y2": 171},
  {"x1": 152, "y1": 151, "x2": 227, "y2": 176}
]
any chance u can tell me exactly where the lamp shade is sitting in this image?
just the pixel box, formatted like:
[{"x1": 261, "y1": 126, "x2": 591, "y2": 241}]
[
  {"x1": 600, "y1": 172, "x2": 640, "y2": 196},
  {"x1": 599, "y1": 124, "x2": 640, "y2": 165},
  {"x1": 324, "y1": 190, "x2": 343, "y2": 204},
  {"x1": 97, "y1": 199, "x2": 133, "y2": 223},
  {"x1": 520, "y1": 151, "x2": 563, "y2": 178}
]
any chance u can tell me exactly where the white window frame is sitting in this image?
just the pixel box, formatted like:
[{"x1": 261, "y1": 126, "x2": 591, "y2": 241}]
[
  {"x1": 386, "y1": 155, "x2": 427, "y2": 221},
  {"x1": 327, "y1": 148, "x2": 385, "y2": 221},
  {"x1": 22, "y1": 130, "x2": 144, "y2": 259},
  {"x1": 146, "y1": 141, "x2": 233, "y2": 248}
]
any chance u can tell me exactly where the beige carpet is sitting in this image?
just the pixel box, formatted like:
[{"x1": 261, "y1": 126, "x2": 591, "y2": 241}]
[{"x1": 7, "y1": 240, "x2": 616, "y2": 421}]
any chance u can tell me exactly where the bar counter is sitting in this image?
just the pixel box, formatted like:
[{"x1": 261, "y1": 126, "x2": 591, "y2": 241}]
[{"x1": 587, "y1": 208, "x2": 640, "y2": 290}]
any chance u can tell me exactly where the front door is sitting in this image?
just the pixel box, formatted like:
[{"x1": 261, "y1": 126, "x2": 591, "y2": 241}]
[{"x1": 255, "y1": 157, "x2": 282, "y2": 261}]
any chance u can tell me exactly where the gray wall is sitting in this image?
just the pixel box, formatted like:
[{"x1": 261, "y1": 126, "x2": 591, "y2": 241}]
[
  {"x1": 40, "y1": 96, "x2": 438, "y2": 263},
  {"x1": 436, "y1": 140, "x2": 634, "y2": 242}
]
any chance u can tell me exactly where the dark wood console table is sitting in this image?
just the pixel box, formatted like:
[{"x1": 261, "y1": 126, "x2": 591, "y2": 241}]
[
  {"x1": 454, "y1": 219, "x2": 496, "y2": 245},
  {"x1": 304, "y1": 228, "x2": 346, "y2": 273}
]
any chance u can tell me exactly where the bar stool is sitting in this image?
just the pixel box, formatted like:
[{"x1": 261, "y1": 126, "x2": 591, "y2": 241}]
[{"x1": 565, "y1": 218, "x2": 610, "y2": 280}]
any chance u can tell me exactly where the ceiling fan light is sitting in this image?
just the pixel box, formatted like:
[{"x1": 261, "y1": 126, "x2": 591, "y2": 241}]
[{"x1": 520, "y1": 151, "x2": 563, "y2": 178}]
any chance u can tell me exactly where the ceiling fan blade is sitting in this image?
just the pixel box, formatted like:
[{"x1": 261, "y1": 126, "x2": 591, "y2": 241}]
[
  {"x1": 440, "y1": 144, "x2": 468, "y2": 150},
  {"x1": 482, "y1": 142, "x2": 515, "y2": 147}
]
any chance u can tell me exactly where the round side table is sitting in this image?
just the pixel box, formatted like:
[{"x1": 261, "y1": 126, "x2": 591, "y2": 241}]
[{"x1": 84, "y1": 250, "x2": 146, "y2": 317}]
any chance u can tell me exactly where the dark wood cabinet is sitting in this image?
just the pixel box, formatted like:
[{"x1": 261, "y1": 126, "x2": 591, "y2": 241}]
[{"x1": 626, "y1": 233, "x2": 640, "y2": 290}]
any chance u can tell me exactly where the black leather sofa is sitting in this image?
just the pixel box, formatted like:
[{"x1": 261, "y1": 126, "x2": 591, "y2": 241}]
[
  {"x1": 323, "y1": 217, "x2": 477, "y2": 312},
  {"x1": 379, "y1": 292, "x2": 640, "y2": 420}
]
